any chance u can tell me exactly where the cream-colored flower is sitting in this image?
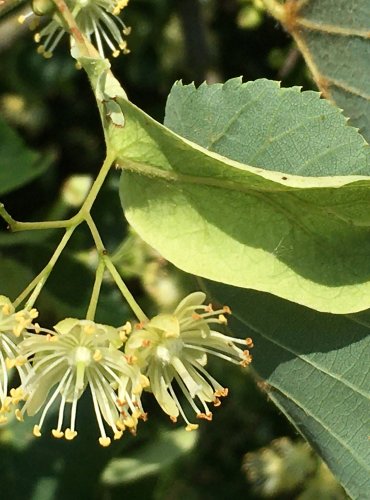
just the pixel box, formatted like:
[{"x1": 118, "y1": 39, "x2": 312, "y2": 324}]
[
  {"x1": 21, "y1": 0, "x2": 131, "y2": 59},
  {"x1": 125, "y1": 292, "x2": 253, "y2": 430},
  {"x1": 17, "y1": 318, "x2": 148, "y2": 446},
  {"x1": 0, "y1": 295, "x2": 36, "y2": 423}
]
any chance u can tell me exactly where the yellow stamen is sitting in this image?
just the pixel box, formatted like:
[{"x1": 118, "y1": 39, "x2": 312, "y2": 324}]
[
  {"x1": 214, "y1": 388, "x2": 228, "y2": 398},
  {"x1": 2, "y1": 303, "x2": 13, "y2": 316},
  {"x1": 52, "y1": 429, "x2": 64, "y2": 439},
  {"x1": 5, "y1": 358, "x2": 15, "y2": 369},
  {"x1": 116, "y1": 419, "x2": 125, "y2": 431},
  {"x1": 246, "y1": 337, "x2": 254, "y2": 348},
  {"x1": 197, "y1": 412, "x2": 213, "y2": 421},
  {"x1": 121, "y1": 321, "x2": 132, "y2": 334},
  {"x1": 15, "y1": 409, "x2": 24, "y2": 422},
  {"x1": 93, "y1": 350, "x2": 102, "y2": 362},
  {"x1": 99, "y1": 437, "x2": 111, "y2": 447},
  {"x1": 140, "y1": 374, "x2": 150, "y2": 388},
  {"x1": 122, "y1": 415, "x2": 137, "y2": 428},
  {"x1": 83, "y1": 323, "x2": 96, "y2": 335},
  {"x1": 33, "y1": 424, "x2": 42, "y2": 437},
  {"x1": 65, "y1": 428, "x2": 77, "y2": 440},
  {"x1": 218, "y1": 314, "x2": 228, "y2": 324},
  {"x1": 10, "y1": 387, "x2": 25, "y2": 404},
  {"x1": 185, "y1": 423, "x2": 199, "y2": 431}
]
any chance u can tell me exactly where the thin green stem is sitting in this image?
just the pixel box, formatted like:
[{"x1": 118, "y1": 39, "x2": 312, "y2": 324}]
[
  {"x1": 3, "y1": 152, "x2": 114, "y2": 310},
  {"x1": 0, "y1": 203, "x2": 16, "y2": 227},
  {"x1": 78, "y1": 153, "x2": 115, "y2": 217},
  {"x1": 0, "y1": 202, "x2": 74, "y2": 231},
  {"x1": 85, "y1": 212, "x2": 148, "y2": 323},
  {"x1": 85, "y1": 213, "x2": 106, "y2": 253},
  {"x1": 1, "y1": 153, "x2": 114, "y2": 233},
  {"x1": 104, "y1": 256, "x2": 148, "y2": 323},
  {"x1": 261, "y1": 0, "x2": 285, "y2": 22},
  {"x1": 14, "y1": 226, "x2": 77, "y2": 309},
  {"x1": 86, "y1": 259, "x2": 105, "y2": 320}
]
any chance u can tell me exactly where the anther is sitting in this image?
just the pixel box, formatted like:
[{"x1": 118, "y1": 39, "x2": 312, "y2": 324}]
[
  {"x1": 197, "y1": 412, "x2": 213, "y2": 421},
  {"x1": 33, "y1": 424, "x2": 42, "y2": 437},
  {"x1": 52, "y1": 429, "x2": 64, "y2": 438},
  {"x1": 15, "y1": 409, "x2": 24, "y2": 421},
  {"x1": 99, "y1": 436, "x2": 111, "y2": 447},
  {"x1": 65, "y1": 428, "x2": 77, "y2": 440},
  {"x1": 185, "y1": 423, "x2": 199, "y2": 431},
  {"x1": 245, "y1": 338, "x2": 254, "y2": 348}
]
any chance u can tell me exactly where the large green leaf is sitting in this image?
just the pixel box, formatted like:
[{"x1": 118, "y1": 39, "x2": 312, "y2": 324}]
[
  {"x1": 269, "y1": 0, "x2": 370, "y2": 142},
  {"x1": 81, "y1": 58, "x2": 370, "y2": 313},
  {"x1": 164, "y1": 79, "x2": 370, "y2": 177},
  {"x1": 205, "y1": 281, "x2": 370, "y2": 499},
  {"x1": 0, "y1": 116, "x2": 53, "y2": 196}
]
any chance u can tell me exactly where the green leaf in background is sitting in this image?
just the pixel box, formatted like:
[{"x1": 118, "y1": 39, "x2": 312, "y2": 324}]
[
  {"x1": 0, "y1": 116, "x2": 54, "y2": 196},
  {"x1": 105, "y1": 75, "x2": 370, "y2": 314},
  {"x1": 205, "y1": 281, "x2": 370, "y2": 499},
  {"x1": 0, "y1": 394, "x2": 120, "y2": 500},
  {"x1": 274, "y1": 0, "x2": 370, "y2": 142},
  {"x1": 101, "y1": 427, "x2": 198, "y2": 485}
]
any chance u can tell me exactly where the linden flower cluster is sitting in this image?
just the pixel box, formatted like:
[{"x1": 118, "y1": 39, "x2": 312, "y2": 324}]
[
  {"x1": 20, "y1": 0, "x2": 131, "y2": 58},
  {"x1": 0, "y1": 296, "x2": 36, "y2": 423},
  {"x1": 125, "y1": 292, "x2": 253, "y2": 430},
  {"x1": 0, "y1": 292, "x2": 253, "y2": 446}
]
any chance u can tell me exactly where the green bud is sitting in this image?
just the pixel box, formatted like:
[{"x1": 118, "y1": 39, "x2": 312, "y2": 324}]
[{"x1": 31, "y1": 0, "x2": 55, "y2": 17}]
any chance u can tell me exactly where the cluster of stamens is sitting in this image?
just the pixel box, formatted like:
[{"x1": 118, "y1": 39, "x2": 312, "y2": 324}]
[
  {"x1": 0, "y1": 292, "x2": 253, "y2": 445},
  {"x1": 124, "y1": 292, "x2": 253, "y2": 431},
  {"x1": 19, "y1": 0, "x2": 131, "y2": 59}
]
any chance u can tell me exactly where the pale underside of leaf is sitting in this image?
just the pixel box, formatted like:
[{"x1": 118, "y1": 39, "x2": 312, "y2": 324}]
[
  {"x1": 80, "y1": 56, "x2": 370, "y2": 313},
  {"x1": 116, "y1": 79, "x2": 370, "y2": 313}
]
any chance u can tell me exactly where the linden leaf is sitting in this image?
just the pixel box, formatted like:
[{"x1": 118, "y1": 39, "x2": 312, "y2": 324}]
[
  {"x1": 81, "y1": 58, "x2": 370, "y2": 313},
  {"x1": 273, "y1": 0, "x2": 370, "y2": 142},
  {"x1": 206, "y1": 280, "x2": 370, "y2": 499}
]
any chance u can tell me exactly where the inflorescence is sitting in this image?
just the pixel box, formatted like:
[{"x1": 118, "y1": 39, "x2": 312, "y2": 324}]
[
  {"x1": 20, "y1": 0, "x2": 131, "y2": 59},
  {"x1": 0, "y1": 292, "x2": 253, "y2": 446}
]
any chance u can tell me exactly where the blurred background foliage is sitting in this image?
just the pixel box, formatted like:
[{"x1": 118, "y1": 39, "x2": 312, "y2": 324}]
[{"x1": 0, "y1": 0, "x2": 346, "y2": 498}]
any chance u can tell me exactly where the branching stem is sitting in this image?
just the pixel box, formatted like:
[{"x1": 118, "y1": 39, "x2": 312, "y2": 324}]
[
  {"x1": 7, "y1": 154, "x2": 115, "y2": 309},
  {"x1": 85, "y1": 213, "x2": 148, "y2": 323}
]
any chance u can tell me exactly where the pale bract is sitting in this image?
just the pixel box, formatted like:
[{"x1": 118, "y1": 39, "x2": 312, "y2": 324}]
[
  {"x1": 17, "y1": 318, "x2": 148, "y2": 446},
  {"x1": 125, "y1": 292, "x2": 253, "y2": 430}
]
